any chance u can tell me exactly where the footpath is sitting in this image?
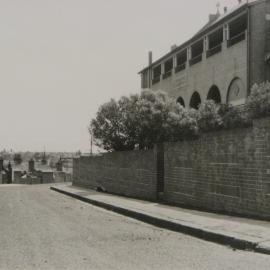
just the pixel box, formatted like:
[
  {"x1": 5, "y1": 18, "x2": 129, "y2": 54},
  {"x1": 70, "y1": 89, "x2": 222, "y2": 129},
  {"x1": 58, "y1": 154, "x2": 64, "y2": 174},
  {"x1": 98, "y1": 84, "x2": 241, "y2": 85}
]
[{"x1": 51, "y1": 184, "x2": 270, "y2": 255}]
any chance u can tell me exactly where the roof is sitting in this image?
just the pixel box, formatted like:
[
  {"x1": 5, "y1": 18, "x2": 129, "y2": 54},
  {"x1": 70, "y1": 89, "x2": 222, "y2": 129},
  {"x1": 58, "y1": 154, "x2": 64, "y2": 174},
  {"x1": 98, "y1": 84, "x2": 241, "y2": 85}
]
[
  {"x1": 138, "y1": 0, "x2": 262, "y2": 74},
  {"x1": 194, "y1": 1, "x2": 246, "y2": 36},
  {"x1": 13, "y1": 161, "x2": 53, "y2": 173},
  {"x1": 13, "y1": 162, "x2": 28, "y2": 172},
  {"x1": 35, "y1": 164, "x2": 54, "y2": 173}
]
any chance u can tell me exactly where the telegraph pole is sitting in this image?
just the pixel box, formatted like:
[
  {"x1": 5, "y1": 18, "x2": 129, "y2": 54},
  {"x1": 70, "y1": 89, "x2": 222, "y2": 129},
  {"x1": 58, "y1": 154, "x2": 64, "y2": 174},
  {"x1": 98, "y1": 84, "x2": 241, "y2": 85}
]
[{"x1": 89, "y1": 130, "x2": 93, "y2": 156}]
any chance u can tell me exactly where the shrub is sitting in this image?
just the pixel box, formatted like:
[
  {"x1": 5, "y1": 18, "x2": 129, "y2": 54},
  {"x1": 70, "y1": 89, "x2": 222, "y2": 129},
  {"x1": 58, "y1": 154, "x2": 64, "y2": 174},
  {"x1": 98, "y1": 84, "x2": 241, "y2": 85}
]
[
  {"x1": 246, "y1": 81, "x2": 270, "y2": 118},
  {"x1": 167, "y1": 104, "x2": 199, "y2": 141},
  {"x1": 197, "y1": 100, "x2": 223, "y2": 132},
  {"x1": 218, "y1": 104, "x2": 251, "y2": 129},
  {"x1": 91, "y1": 86, "x2": 262, "y2": 152},
  {"x1": 90, "y1": 90, "x2": 199, "y2": 151},
  {"x1": 197, "y1": 101, "x2": 251, "y2": 133}
]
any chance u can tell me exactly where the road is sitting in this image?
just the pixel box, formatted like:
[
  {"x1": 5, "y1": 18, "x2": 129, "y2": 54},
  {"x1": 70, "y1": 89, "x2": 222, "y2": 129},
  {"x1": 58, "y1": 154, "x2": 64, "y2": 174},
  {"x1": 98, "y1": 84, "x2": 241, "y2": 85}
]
[{"x1": 1, "y1": 184, "x2": 270, "y2": 270}]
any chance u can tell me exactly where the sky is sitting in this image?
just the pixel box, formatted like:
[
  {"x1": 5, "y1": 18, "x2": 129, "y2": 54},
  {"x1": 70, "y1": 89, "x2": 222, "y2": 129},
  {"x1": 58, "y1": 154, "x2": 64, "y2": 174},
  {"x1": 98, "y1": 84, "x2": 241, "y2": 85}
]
[{"x1": 0, "y1": 0, "x2": 239, "y2": 152}]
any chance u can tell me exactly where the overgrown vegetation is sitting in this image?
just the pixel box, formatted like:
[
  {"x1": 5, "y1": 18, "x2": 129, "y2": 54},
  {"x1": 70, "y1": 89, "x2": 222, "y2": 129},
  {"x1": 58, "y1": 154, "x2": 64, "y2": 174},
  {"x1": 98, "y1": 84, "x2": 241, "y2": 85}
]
[
  {"x1": 90, "y1": 82, "x2": 269, "y2": 151},
  {"x1": 90, "y1": 90, "x2": 198, "y2": 151},
  {"x1": 246, "y1": 81, "x2": 270, "y2": 119}
]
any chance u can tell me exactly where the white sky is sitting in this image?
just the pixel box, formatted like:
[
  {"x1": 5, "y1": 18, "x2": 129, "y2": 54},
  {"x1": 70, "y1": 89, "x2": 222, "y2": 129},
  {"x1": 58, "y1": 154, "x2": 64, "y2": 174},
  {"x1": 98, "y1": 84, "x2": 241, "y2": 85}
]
[{"x1": 0, "y1": 0, "x2": 239, "y2": 152}]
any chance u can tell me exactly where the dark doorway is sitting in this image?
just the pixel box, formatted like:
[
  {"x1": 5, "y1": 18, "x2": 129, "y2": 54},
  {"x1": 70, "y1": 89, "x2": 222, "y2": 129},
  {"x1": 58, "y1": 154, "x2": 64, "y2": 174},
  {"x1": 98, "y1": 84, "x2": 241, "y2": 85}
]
[{"x1": 156, "y1": 143, "x2": 164, "y2": 199}]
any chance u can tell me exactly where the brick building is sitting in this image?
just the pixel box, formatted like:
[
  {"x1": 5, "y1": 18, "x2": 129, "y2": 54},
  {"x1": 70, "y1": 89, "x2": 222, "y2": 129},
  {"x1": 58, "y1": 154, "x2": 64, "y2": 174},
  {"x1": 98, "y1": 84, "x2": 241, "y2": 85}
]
[{"x1": 139, "y1": 0, "x2": 270, "y2": 108}]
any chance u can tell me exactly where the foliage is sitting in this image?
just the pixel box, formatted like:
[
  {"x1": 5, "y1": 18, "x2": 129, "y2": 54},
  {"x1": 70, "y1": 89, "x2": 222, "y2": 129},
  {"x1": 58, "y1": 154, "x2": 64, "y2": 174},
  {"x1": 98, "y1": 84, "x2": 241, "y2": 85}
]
[
  {"x1": 91, "y1": 82, "x2": 270, "y2": 152},
  {"x1": 90, "y1": 90, "x2": 199, "y2": 151},
  {"x1": 246, "y1": 81, "x2": 270, "y2": 118},
  {"x1": 197, "y1": 100, "x2": 251, "y2": 132},
  {"x1": 197, "y1": 100, "x2": 223, "y2": 132},
  {"x1": 218, "y1": 104, "x2": 251, "y2": 129},
  {"x1": 90, "y1": 99, "x2": 135, "y2": 151},
  {"x1": 167, "y1": 106, "x2": 198, "y2": 141}
]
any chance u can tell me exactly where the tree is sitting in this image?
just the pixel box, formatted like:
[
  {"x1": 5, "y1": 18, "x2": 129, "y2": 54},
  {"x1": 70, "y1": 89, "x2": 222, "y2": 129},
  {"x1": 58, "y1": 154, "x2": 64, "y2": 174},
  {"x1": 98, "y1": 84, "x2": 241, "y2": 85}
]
[
  {"x1": 90, "y1": 98, "x2": 135, "y2": 151},
  {"x1": 90, "y1": 90, "x2": 199, "y2": 151}
]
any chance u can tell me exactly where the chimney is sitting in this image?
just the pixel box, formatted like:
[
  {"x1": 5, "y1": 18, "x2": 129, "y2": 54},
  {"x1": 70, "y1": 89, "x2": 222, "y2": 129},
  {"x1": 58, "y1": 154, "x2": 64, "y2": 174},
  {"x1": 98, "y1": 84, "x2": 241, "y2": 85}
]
[
  {"x1": 29, "y1": 158, "x2": 35, "y2": 173},
  {"x1": 209, "y1": 13, "x2": 220, "y2": 23},
  {"x1": 171, "y1": 44, "x2": 177, "y2": 51},
  {"x1": 224, "y1": 6, "x2": 228, "y2": 13},
  {"x1": 56, "y1": 158, "x2": 63, "y2": 172},
  {"x1": 148, "y1": 51, "x2": 153, "y2": 66}
]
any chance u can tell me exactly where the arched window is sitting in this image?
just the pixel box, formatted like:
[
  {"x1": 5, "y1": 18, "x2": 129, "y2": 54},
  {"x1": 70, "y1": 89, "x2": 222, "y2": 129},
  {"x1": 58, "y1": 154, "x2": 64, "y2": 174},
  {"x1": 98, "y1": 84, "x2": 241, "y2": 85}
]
[
  {"x1": 177, "y1": 97, "x2": 185, "y2": 107},
  {"x1": 227, "y1": 77, "x2": 246, "y2": 106},
  {"x1": 189, "y1": 92, "x2": 201, "y2": 110},
  {"x1": 207, "y1": 85, "x2": 221, "y2": 103}
]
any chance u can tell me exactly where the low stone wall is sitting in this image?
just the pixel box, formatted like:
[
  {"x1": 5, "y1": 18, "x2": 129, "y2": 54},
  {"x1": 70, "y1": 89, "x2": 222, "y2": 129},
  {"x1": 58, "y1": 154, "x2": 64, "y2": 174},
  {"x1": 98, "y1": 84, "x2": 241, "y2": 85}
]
[
  {"x1": 164, "y1": 118, "x2": 270, "y2": 219},
  {"x1": 54, "y1": 172, "x2": 71, "y2": 183},
  {"x1": 13, "y1": 177, "x2": 41, "y2": 185},
  {"x1": 73, "y1": 150, "x2": 157, "y2": 200}
]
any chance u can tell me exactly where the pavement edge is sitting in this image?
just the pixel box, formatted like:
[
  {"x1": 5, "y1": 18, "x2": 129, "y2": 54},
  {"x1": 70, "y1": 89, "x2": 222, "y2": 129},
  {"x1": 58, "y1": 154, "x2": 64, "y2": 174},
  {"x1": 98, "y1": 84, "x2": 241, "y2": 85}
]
[{"x1": 50, "y1": 186, "x2": 270, "y2": 255}]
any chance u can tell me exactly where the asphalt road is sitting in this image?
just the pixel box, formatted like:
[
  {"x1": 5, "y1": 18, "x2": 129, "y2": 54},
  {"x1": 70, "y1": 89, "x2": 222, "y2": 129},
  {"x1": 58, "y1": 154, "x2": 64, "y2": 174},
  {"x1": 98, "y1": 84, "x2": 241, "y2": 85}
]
[{"x1": 1, "y1": 185, "x2": 270, "y2": 270}]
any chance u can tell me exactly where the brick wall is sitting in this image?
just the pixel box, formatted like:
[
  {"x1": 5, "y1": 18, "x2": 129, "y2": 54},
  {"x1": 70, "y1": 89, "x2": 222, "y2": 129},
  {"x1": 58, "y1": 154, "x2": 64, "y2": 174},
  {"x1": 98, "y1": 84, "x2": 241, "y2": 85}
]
[
  {"x1": 72, "y1": 118, "x2": 270, "y2": 219},
  {"x1": 73, "y1": 149, "x2": 157, "y2": 200},
  {"x1": 164, "y1": 117, "x2": 270, "y2": 219}
]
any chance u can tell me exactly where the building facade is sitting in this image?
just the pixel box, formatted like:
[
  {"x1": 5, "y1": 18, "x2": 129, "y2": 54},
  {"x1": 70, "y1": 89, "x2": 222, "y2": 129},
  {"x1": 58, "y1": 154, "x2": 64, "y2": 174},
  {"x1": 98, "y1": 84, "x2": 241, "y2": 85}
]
[{"x1": 139, "y1": 0, "x2": 270, "y2": 109}]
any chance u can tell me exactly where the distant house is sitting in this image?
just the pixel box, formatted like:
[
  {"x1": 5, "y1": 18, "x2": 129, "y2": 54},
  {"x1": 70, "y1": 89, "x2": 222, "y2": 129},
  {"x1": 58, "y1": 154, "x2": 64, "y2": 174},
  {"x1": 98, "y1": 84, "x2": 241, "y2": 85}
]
[
  {"x1": 13, "y1": 157, "x2": 70, "y2": 185},
  {"x1": 13, "y1": 159, "x2": 54, "y2": 184}
]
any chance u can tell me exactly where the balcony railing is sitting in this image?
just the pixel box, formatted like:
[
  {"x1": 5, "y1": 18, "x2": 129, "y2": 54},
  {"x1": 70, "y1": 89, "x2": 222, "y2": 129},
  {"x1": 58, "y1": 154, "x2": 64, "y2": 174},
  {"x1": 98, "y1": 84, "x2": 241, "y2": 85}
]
[
  {"x1": 175, "y1": 63, "x2": 186, "y2": 73},
  {"x1": 189, "y1": 54, "x2": 202, "y2": 66},
  {"x1": 152, "y1": 76, "x2": 161, "y2": 85},
  {"x1": 206, "y1": 44, "x2": 222, "y2": 58},
  {"x1": 162, "y1": 70, "x2": 172, "y2": 80},
  {"x1": 227, "y1": 32, "x2": 246, "y2": 48}
]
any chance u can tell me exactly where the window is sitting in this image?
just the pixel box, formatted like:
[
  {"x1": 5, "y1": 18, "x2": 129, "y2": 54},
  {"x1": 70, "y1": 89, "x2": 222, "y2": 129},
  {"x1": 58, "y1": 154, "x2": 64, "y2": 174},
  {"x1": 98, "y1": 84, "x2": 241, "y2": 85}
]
[
  {"x1": 175, "y1": 50, "x2": 187, "y2": 73},
  {"x1": 164, "y1": 58, "x2": 173, "y2": 73},
  {"x1": 209, "y1": 28, "x2": 223, "y2": 49},
  {"x1": 153, "y1": 65, "x2": 161, "y2": 78},
  {"x1": 227, "y1": 14, "x2": 247, "y2": 47},
  {"x1": 152, "y1": 65, "x2": 161, "y2": 84},
  {"x1": 207, "y1": 28, "x2": 223, "y2": 58},
  {"x1": 163, "y1": 58, "x2": 173, "y2": 79},
  {"x1": 190, "y1": 40, "x2": 203, "y2": 66}
]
